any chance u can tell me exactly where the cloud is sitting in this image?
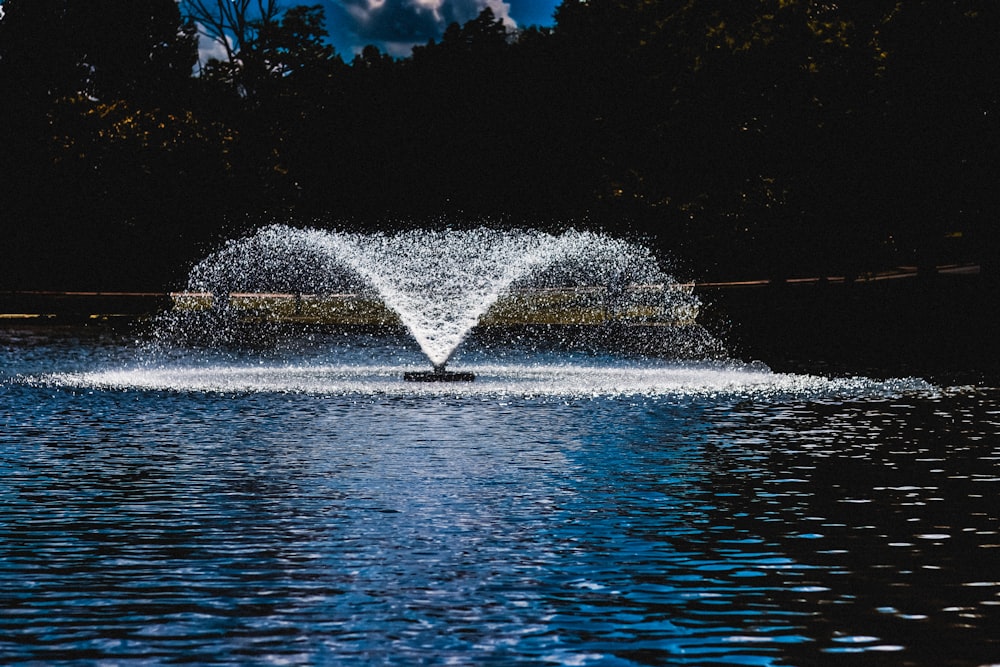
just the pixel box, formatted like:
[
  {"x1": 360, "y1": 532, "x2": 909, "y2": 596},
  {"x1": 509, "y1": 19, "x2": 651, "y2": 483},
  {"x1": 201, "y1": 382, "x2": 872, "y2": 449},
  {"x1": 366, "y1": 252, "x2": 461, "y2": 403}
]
[
  {"x1": 325, "y1": 0, "x2": 516, "y2": 57},
  {"x1": 193, "y1": 23, "x2": 233, "y2": 71},
  {"x1": 181, "y1": 0, "x2": 532, "y2": 66}
]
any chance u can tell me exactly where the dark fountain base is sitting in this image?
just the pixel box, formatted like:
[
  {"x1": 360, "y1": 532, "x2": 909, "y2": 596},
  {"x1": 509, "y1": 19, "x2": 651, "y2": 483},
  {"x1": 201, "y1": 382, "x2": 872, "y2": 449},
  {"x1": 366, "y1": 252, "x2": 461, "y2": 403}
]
[{"x1": 403, "y1": 365, "x2": 475, "y2": 382}]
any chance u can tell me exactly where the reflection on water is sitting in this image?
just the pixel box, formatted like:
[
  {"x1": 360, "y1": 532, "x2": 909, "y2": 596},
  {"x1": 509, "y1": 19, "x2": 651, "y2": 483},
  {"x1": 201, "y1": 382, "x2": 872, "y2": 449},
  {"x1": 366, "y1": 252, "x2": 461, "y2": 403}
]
[{"x1": 2, "y1": 326, "x2": 999, "y2": 666}]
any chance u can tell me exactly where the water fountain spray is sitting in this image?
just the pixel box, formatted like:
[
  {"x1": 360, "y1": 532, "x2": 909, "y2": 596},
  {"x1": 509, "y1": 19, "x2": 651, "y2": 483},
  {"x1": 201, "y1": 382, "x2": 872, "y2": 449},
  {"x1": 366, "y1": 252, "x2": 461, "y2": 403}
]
[{"x1": 174, "y1": 225, "x2": 700, "y2": 381}]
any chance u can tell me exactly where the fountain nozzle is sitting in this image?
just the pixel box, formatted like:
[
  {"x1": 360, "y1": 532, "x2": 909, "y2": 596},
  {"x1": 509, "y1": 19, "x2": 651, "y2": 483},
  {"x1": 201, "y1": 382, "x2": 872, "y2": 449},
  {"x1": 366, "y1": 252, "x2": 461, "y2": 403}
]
[{"x1": 404, "y1": 362, "x2": 475, "y2": 383}]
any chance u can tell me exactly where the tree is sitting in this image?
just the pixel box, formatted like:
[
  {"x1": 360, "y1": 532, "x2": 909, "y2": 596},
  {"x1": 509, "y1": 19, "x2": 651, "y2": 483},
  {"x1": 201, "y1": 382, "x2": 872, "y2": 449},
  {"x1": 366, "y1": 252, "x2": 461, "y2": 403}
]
[
  {"x1": 184, "y1": 0, "x2": 280, "y2": 100},
  {"x1": 547, "y1": 0, "x2": 908, "y2": 278},
  {"x1": 874, "y1": 0, "x2": 1000, "y2": 275},
  {"x1": 0, "y1": 0, "x2": 84, "y2": 102},
  {"x1": 259, "y1": 5, "x2": 340, "y2": 82},
  {"x1": 182, "y1": 1, "x2": 342, "y2": 105},
  {"x1": 184, "y1": 0, "x2": 281, "y2": 67},
  {"x1": 0, "y1": 0, "x2": 201, "y2": 289},
  {"x1": 0, "y1": 0, "x2": 197, "y2": 104},
  {"x1": 82, "y1": 0, "x2": 198, "y2": 103}
]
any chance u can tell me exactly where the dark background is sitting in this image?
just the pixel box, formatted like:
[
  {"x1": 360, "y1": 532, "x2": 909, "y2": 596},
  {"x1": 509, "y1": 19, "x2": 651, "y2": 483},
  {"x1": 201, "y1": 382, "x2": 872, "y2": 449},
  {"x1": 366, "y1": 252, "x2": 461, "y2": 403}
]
[
  {"x1": 2, "y1": 0, "x2": 997, "y2": 290},
  {"x1": 1, "y1": 0, "x2": 997, "y2": 379}
]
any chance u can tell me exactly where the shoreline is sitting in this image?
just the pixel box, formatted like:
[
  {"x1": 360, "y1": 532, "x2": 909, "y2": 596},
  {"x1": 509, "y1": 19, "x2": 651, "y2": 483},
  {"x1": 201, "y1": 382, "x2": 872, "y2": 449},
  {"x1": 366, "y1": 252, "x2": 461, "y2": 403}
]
[
  {"x1": 3, "y1": 265, "x2": 994, "y2": 383},
  {"x1": 0, "y1": 263, "x2": 982, "y2": 321}
]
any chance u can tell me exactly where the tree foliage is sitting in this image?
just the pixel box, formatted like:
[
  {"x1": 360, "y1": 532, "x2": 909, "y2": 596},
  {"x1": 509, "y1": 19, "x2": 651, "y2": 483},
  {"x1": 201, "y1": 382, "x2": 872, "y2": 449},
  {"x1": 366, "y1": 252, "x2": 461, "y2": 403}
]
[
  {"x1": 185, "y1": 0, "x2": 343, "y2": 105},
  {"x1": 1, "y1": 0, "x2": 997, "y2": 288},
  {"x1": 0, "y1": 0, "x2": 197, "y2": 102}
]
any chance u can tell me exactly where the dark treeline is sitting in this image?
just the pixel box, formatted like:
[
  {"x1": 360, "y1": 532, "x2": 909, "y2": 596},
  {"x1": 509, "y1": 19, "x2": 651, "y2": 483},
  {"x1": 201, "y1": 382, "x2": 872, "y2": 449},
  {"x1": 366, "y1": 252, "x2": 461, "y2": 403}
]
[{"x1": 1, "y1": 0, "x2": 997, "y2": 290}]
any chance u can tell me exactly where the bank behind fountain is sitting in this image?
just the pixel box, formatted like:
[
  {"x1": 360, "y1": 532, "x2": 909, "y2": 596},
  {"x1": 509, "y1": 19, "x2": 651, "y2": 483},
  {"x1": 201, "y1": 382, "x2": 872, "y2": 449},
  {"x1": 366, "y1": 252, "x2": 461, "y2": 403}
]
[{"x1": 160, "y1": 225, "x2": 722, "y2": 377}]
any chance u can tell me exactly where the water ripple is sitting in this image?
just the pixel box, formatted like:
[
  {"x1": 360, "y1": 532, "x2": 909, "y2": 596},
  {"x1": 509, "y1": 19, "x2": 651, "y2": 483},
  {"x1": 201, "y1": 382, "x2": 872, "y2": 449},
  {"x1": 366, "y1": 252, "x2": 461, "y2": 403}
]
[{"x1": 2, "y1": 330, "x2": 997, "y2": 665}]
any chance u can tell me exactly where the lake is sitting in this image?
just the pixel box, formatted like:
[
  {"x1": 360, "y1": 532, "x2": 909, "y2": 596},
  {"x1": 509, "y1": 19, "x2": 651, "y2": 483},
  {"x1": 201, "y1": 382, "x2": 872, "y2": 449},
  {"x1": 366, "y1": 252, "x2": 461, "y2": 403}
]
[{"x1": 2, "y1": 323, "x2": 998, "y2": 666}]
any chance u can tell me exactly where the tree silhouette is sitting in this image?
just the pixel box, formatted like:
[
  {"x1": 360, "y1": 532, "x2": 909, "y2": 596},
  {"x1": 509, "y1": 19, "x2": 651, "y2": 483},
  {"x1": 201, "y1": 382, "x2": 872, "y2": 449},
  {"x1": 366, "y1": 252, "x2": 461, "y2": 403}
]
[
  {"x1": 0, "y1": 0, "x2": 196, "y2": 103},
  {"x1": 0, "y1": 0, "x2": 201, "y2": 288},
  {"x1": 873, "y1": 0, "x2": 1000, "y2": 275},
  {"x1": 1, "y1": 0, "x2": 996, "y2": 289}
]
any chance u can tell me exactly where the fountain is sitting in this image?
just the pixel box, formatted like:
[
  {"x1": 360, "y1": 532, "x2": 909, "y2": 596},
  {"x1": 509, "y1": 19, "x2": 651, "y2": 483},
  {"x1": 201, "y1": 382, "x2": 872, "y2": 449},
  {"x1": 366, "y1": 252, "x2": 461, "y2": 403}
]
[
  {"x1": 163, "y1": 225, "x2": 711, "y2": 382},
  {"x1": 10, "y1": 223, "x2": 970, "y2": 667}
]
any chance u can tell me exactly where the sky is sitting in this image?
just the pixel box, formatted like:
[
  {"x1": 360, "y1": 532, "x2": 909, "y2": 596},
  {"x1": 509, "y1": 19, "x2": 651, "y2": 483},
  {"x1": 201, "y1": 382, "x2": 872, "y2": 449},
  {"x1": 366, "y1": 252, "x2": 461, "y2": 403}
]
[
  {"x1": 308, "y1": 0, "x2": 560, "y2": 58},
  {"x1": 0, "y1": 0, "x2": 560, "y2": 66}
]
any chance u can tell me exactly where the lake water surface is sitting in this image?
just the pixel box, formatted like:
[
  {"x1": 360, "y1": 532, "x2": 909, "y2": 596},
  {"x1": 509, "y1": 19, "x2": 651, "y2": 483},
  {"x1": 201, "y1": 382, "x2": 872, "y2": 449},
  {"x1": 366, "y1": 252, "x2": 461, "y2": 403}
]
[{"x1": 2, "y1": 324, "x2": 998, "y2": 666}]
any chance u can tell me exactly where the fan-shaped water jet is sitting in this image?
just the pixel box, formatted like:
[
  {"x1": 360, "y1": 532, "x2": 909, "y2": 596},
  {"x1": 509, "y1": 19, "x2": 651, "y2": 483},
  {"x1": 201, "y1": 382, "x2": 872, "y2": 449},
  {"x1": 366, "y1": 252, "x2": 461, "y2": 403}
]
[{"x1": 159, "y1": 225, "x2": 715, "y2": 381}]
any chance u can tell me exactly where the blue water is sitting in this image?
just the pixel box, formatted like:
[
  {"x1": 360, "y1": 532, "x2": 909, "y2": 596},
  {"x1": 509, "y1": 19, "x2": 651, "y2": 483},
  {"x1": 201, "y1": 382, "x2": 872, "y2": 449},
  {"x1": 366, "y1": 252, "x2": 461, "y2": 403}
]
[{"x1": 2, "y1": 324, "x2": 999, "y2": 666}]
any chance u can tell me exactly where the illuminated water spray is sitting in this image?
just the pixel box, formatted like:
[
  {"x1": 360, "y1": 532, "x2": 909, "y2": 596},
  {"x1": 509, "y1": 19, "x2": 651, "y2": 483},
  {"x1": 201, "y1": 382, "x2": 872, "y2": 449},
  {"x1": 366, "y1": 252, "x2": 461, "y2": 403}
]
[{"x1": 176, "y1": 225, "x2": 703, "y2": 380}]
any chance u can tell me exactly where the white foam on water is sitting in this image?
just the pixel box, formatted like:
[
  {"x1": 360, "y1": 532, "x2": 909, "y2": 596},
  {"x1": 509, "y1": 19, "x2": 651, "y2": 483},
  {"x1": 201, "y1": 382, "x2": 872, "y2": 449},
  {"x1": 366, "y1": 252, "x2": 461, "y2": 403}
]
[{"x1": 39, "y1": 361, "x2": 934, "y2": 400}]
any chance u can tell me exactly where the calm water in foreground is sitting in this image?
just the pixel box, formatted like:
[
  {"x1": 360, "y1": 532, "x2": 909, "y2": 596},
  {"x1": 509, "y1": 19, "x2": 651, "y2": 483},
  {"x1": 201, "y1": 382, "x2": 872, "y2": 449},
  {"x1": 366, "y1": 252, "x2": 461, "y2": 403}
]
[{"x1": 2, "y1": 324, "x2": 998, "y2": 666}]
